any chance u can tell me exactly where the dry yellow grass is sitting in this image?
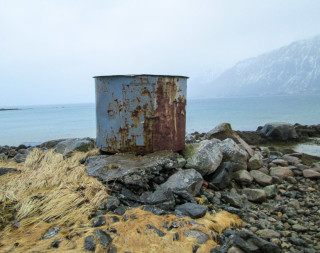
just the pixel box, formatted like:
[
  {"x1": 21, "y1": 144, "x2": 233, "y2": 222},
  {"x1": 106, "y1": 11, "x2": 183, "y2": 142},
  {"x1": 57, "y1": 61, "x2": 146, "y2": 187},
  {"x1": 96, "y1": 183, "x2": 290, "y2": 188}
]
[{"x1": 0, "y1": 149, "x2": 242, "y2": 253}]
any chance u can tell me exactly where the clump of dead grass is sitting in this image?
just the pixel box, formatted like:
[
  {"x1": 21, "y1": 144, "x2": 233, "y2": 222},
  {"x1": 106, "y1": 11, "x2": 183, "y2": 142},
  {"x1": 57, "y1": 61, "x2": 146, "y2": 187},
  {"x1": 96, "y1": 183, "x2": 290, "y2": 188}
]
[{"x1": 0, "y1": 149, "x2": 242, "y2": 253}]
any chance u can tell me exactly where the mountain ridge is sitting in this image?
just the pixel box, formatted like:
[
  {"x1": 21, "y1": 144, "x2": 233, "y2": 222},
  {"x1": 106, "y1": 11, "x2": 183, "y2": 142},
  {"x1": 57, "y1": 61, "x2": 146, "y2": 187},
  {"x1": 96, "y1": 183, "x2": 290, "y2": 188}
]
[{"x1": 207, "y1": 36, "x2": 320, "y2": 97}]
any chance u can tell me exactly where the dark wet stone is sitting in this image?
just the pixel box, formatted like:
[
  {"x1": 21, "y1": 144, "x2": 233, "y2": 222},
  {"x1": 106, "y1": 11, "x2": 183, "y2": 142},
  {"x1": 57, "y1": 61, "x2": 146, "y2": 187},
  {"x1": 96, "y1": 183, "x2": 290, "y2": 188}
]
[
  {"x1": 146, "y1": 224, "x2": 166, "y2": 237},
  {"x1": 0, "y1": 167, "x2": 18, "y2": 176},
  {"x1": 206, "y1": 162, "x2": 233, "y2": 190},
  {"x1": 110, "y1": 216, "x2": 120, "y2": 223},
  {"x1": 106, "y1": 197, "x2": 120, "y2": 211},
  {"x1": 143, "y1": 205, "x2": 167, "y2": 215},
  {"x1": 193, "y1": 245, "x2": 200, "y2": 253},
  {"x1": 84, "y1": 236, "x2": 96, "y2": 251},
  {"x1": 51, "y1": 239, "x2": 61, "y2": 248},
  {"x1": 233, "y1": 230, "x2": 280, "y2": 253},
  {"x1": 114, "y1": 206, "x2": 126, "y2": 215},
  {"x1": 288, "y1": 237, "x2": 307, "y2": 246},
  {"x1": 92, "y1": 216, "x2": 106, "y2": 227},
  {"x1": 145, "y1": 188, "x2": 175, "y2": 210},
  {"x1": 184, "y1": 230, "x2": 209, "y2": 244},
  {"x1": 94, "y1": 229, "x2": 112, "y2": 248},
  {"x1": 173, "y1": 232, "x2": 179, "y2": 241},
  {"x1": 175, "y1": 203, "x2": 207, "y2": 219},
  {"x1": 42, "y1": 227, "x2": 60, "y2": 239},
  {"x1": 220, "y1": 205, "x2": 244, "y2": 217},
  {"x1": 221, "y1": 192, "x2": 246, "y2": 208}
]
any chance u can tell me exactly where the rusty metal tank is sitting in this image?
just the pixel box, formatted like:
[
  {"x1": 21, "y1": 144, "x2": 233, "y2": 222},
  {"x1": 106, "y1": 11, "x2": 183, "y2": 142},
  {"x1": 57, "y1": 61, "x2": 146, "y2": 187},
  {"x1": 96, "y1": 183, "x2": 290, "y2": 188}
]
[{"x1": 94, "y1": 74, "x2": 188, "y2": 153}]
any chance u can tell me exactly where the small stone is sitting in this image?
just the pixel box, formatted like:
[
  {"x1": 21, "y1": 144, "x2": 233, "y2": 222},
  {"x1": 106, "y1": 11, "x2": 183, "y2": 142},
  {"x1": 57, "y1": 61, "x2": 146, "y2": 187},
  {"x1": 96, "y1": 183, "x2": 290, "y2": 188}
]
[
  {"x1": 84, "y1": 236, "x2": 96, "y2": 251},
  {"x1": 272, "y1": 159, "x2": 288, "y2": 167},
  {"x1": 0, "y1": 167, "x2": 18, "y2": 176},
  {"x1": 114, "y1": 206, "x2": 126, "y2": 215},
  {"x1": 142, "y1": 205, "x2": 166, "y2": 215},
  {"x1": 292, "y1": 224, "x2": 308, "y2": 232},
  {"x1": 146, "y1": 224, "x2": 166, "y2": 237},
  {"x1": 282, "y1": 155, "x2": 301, "y2": 165},
  {"x1": 175, "y1": 203, "x2": 207, "y2": 219},
  {"x1": 184, "y1": 230, "x2": 209, "y2": 244},
  {"x1": 256, "y1": 229, "x2": 281, "y2": 238},
  {"x1": 94, "y1": 229, "x2": 112, "y2": 248},
  {"x1": 248, "y1": 154, "x2": 263, "y2": 170},
  {"x1": 250, "y1": 170, "x2": 272, "y2": 186},
  {"x1": 51, "y1": 239, "x2": 61, "y2": 248},
  {"x1": 222, "y1": 192, "x2": 247, "y2": 208},
  {"x1": 42, "y1": 227, "x2": 60, "y2": 239},
  {"x1": 92, "y1": 216, "x2": 106, "y2": 227},
  {"x1": 243, "y1": 189, "x2": 267, "y2": 203},
  {"x1": 303, "y1": 169, "x2": 320, "y2": 179},
  {"x1": 263, "y1": 185, "x2": 277, "y2": 198},
  {"x1": 233, "y1": 170, "x2": 253, "y2": 186},
  {"x1": 269, "y1": 167, "x2": 293, "y2": 179},
  {"x1": 106, "y1": 197, "x2": 120, "y2": 211}
]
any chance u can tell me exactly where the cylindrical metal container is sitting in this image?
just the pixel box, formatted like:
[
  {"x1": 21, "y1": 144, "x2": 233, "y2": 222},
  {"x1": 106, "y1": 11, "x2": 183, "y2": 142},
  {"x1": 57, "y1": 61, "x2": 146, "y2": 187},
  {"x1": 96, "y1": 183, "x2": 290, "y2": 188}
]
[{"x1": 94, "y1": 74, "x2": 188, "y2": 153}]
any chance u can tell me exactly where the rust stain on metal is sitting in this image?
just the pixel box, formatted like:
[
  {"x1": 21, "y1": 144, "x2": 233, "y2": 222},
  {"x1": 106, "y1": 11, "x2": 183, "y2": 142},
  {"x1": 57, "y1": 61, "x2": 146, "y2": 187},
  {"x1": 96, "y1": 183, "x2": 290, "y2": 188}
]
[{"x1": 94, "y1": 75, "x2": 187, "y2": 154}]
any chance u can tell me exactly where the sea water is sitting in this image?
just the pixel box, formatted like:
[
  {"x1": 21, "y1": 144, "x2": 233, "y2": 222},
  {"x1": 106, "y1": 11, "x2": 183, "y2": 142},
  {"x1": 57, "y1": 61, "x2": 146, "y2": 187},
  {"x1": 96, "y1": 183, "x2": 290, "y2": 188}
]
[{"x1": 1, "y1": 95, "x2": 320, "y2": 146}]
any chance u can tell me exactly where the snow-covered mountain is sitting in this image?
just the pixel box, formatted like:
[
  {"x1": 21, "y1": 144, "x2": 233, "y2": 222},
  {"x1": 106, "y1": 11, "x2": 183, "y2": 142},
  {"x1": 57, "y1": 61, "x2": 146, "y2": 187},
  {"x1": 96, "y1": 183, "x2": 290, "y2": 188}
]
[{"x1": 209, "y1": 36, "x2": 320, "y2": 97}]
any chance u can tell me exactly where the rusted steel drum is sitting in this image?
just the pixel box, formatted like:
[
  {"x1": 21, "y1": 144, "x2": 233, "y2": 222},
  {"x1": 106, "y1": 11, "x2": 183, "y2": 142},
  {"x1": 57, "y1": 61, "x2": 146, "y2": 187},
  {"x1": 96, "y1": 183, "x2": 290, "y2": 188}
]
[{"x1": 94, "y1": 74, "x2": 188, "y2": 153}]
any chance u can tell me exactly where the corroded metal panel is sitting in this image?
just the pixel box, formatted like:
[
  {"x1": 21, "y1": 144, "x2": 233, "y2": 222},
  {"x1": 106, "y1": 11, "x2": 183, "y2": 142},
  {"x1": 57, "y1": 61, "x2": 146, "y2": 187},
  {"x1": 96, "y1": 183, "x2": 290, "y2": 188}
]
[{"x1": 94, "y1": 75, "x2": 187, "y2": 153}]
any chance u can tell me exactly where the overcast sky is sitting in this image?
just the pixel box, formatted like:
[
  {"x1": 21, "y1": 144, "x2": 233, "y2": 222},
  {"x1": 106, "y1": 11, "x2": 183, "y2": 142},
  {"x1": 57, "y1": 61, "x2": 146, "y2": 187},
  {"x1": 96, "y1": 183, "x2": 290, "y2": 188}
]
[{"x1": 1, "y1": 0, "x2": 320, "y2": 106}]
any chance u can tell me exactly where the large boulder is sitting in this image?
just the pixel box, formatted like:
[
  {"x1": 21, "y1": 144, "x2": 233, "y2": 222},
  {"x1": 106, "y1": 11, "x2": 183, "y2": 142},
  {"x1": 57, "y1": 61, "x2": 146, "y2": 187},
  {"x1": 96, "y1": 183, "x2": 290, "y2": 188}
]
[
  {"x1": 260, "y1": 123, "x2": 299, "y2": 141},
  {"x1": 185, "y1": 140, "x2": 223, "y2": 176},
  {"x1": 85, "y1": 151, "x2": 179, "y2": 188},
  {"x1": 54, "y1": 138, "x2": 95, "y2": 157},
  {"x1": 160, "y1": 169, "x2": 203, "y2": 196},
  {"x1": 219, "y1": 139, "x2": 248, "y2": 171},
  {"x1": 205, "y1": 123, "x2": 236, "y2": 141}
]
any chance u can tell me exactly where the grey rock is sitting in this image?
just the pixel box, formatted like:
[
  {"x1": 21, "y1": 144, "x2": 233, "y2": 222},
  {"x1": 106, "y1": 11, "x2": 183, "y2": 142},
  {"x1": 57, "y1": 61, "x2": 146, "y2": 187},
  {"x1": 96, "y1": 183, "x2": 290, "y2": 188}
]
[
  {"x1": 185, "y1": 139, "x2": 223, "y2": 176},
  {"x1": 233, "y1": 170, "x2": 253, "y2": 186},
  {"x1": 145, "y1": 188, "x2": 175, "y2": 210},
  {"x1": 146, "y1": 224, "x2": 166, "y2": 237},
  {"x1": 288, "y1": 237, "x2": 307, "y2": 246},
  {"x1": 51, "y1": 239, "x2": 61, "y2": 248},
  {"x1": 0, "y1": 153, "x2": 7, "y2": 160},
  {"x1": 85, "y1": 151, "x2": 178, "y2": 188},
  {"x1": 175, "y1": 203, "x2": 207, "y2": 219},
  {"x1": 233, "y1": 230, "x2": 281, "y2": 253},
  {"x1": 8, "y1": 149, "x2": 18, "y2": 158},
  {"x1": 114, "y1": 206, "x2": 126, "y2": 216},
  {"x1": 142, "y1": 205, "x2": 166, "y2": 215},
  {"x1": 221, "y1": 192, "x2": 247, "y2": 208},
  {"x1": 250, "y1": 170, "x2": 272, "y2": 186},
  {"x1": 42, "y1": 227, "x2": 60, "y2": 239},
  {"x1": 205, "y1": 123, "x2": 234, "y2": 140},
  {"x1": 260, "y1": 122, "x2": 298, "y2": 141},
  {"x1": 84, "y1": 236, "x2": 96, "y2": 251},
  {"x1": 160, "y1": 169, "x2": 203, "y2": 196},
  {"x1": 271, "y1": 159, "x2": 288, "y2": 167},
  {"x1": 263, "y1": 185, "x2": 277, "y2": 198},
  {"x1": 243, "y1": 189, "x2": 267, "y2": 203},
  {"x1": 303, "y1": 169, "x2": 320, "y2": 179},
  {"x1": 54, "y1": 138, "x2": 95, "y2": 157},
  {"x1": 39, "y1": 139, "x2": 67, "y2": 149},
  {"x1": 94, "y1": 229, "x2": 112, "y2": 248},
  {"x1": 269, "y1": 167, "x2": 293, "y2": 179},
  {"x1": 219, "y1": 138, "x2": 248, "y2": 171},
  {"x1": 13, "y1": 153, "x2": 26, "y2": 163},
  {"x1": 282, "y1": 154, "x2": 301, "y2": 165},
  {"x1": 184, "y1": 230, "x2": 210, "y2": 244},
  {"x1": 292, "y1": 224, "x2": 308, "y2": 232},
  {"x1": 206, "y1": 162, "x2": 233, "y2": 190},
  {"x1": 248, "y1": 154, "x2": 263, "y2": 170},
  {"x1": 0, "y1": 167, "x2": 18, "y2": 176},
  {"x1": 256, "y1": 229, "x2": 281, "y2": 238},
  {"x1": 92, "y1": 216, "x2": 106, "y2": 227},
  {"x1": 106, "y1": 197, "x2": 120, "y2": 211}
]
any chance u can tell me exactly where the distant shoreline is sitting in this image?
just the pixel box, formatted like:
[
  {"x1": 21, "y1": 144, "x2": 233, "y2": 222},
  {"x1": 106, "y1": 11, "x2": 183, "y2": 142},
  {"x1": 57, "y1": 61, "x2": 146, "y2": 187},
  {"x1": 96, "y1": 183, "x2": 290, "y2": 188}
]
[{"x1": 0, "y1": 108, "x2": 22, "y2": 111}]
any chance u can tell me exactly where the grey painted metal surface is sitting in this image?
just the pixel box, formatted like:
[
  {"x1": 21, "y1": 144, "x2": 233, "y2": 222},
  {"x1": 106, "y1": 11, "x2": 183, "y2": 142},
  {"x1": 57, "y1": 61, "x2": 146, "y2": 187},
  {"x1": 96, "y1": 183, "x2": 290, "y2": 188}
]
[{"x1": 94, "y1": 74, "x2": 188, "y2": 153}]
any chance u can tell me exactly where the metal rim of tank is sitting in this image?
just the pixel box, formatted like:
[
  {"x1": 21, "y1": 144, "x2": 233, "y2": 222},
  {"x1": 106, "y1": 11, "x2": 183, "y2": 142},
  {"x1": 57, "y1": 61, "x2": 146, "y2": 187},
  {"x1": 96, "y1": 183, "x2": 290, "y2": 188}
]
[{"x1": 93, "y1": 74, "x2": 189, "y2": 79}]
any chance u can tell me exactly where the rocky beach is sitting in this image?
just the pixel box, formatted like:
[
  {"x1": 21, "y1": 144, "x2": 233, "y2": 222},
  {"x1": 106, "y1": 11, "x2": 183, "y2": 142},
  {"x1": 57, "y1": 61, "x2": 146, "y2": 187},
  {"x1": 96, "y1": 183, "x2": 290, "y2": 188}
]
[{"x1": 1, "y1": 122, "x2": 320, "y2": 253}]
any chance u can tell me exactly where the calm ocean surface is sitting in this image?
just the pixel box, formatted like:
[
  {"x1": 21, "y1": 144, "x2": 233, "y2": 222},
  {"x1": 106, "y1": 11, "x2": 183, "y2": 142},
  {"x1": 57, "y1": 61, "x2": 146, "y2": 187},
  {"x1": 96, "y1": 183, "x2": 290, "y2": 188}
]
[{"x1": 1, "y1": 95, "x2": 320, "y2": 146}]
